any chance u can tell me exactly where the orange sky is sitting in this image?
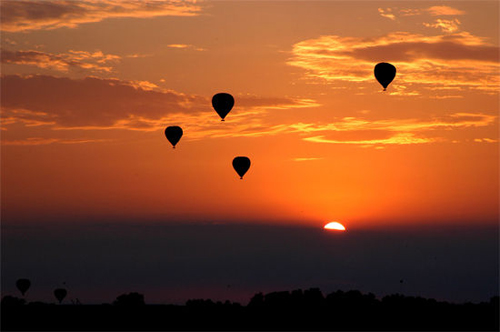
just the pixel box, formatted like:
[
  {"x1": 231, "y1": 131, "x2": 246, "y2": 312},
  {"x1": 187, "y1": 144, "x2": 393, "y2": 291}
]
[{"x1": 1, "y1": 1, "x2": 498, "y2": 229}]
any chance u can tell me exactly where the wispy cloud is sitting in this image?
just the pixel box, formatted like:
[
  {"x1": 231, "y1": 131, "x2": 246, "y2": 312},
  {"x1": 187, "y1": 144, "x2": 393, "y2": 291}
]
[
  {"x1": 1, "y1": 74, "x2": 317, "y2": 132},
  {"x1": 386, "y1": 5, "x2": 466, "y2": 18},
  {"x1": 297, "y1": 113, "x2": 496, "y2": 147},
  {"x1": 1, "y1": 0, "x2": 201, "y2": 32},
  {"x1": 378, "y1": 8, "x2": 395, "y2": 21},
  {"x1": 426, "y1": 6, "x2": 466, "y2": 16},
  {"x1": 474, "y1": 138, "x2": 498, "y2": 143},
  {"x1": 423, "y1": 19, "x2": 461, "y2": 33},
  {"x1": 167, "y1": 44, "x2": 206, "y2": 51},
  {"x1": 303, "y1": 133, "x2": 435, "y2": 147},
  {"x1": 1, "y1": 137, "x2": 110, "y2": 146},
  {"x1": 2, "y1": 75, "x2": 495, "y2": 148},
  {"x1": 289, "y1": 113, "x2": 496, "y2": 133},
  {"x1": 154, "y1": 111, "x2": 496, "y2": 148},
  {"x1": 287, "y1": 32, "x2": 500, "y2": 93},
  {"x1": 1, "y1": 49, "x2": 121, "y2": 72}
]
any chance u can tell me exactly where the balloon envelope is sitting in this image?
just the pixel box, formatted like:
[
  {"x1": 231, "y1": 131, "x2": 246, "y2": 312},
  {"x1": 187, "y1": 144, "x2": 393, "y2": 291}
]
[
  {"x1": 374, "y1": 62, "x2": 396, "y2": 90},
  {"x1": 16, "y1": 279, "x2": 30, "y2": 296},
  {"x1": 54, "y1": 288, "x2": 67, "y2": 303},
  {"x1": 232, "y1": 156, "x2": 251, "y2": 179},
  {"x1": 165, "y1": 126, "x2": 183, "y2": 148},
  {"x1": 212, "y1": 93, "x2": 234, "y2": 121}
]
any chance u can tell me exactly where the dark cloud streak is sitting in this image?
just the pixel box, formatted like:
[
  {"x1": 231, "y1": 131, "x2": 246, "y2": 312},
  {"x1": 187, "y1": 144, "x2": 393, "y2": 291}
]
[
  {"x1": 1, "y1": 0, "x2": 201, "y2": 32},
  {"x1": 1, "y1": 74, "x2": 203, "y2": 127},
  {"x1": 346, "y1": 42, "x2": 499, "y2": 63}
]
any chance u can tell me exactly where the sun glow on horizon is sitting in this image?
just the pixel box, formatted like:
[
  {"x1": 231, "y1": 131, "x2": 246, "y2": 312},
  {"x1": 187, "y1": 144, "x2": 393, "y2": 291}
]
[{"x1": 324, "y1": 222, "x2": 346, "y2": 231}]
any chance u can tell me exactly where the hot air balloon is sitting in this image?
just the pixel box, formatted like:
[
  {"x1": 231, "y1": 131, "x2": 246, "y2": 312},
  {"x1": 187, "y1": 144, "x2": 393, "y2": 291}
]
[
  {"x1": 212, "y1": 93, "x2": 234, "y2": 121},
  {"x1": 165, "y1": 126, "x2": 183, "y2": 149},
  {"x1": 16, "y1": 279, "x2": 30, "y2": 296},
  {"x1": 232, "y1": 156, "x2": 251, "y2": 179},
  {"x1": 374, "y1": 62, "x2": 396, "y2": 91},
  {"x1": 54, "y1": 288, "x2": 67, "y2": 304}
]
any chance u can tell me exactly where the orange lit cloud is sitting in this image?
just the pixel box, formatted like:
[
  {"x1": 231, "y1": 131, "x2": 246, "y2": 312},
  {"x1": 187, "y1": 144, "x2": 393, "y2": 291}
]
[
  {"x1": 1, "y1": 137, "x2": 110, "y2": 146},
  {"x1": 1, "y1": 74, "x2": 206, "y2": 128},
  {"x1": 287, "y1": 113, "x2": 496, "y2": 134},
  {"x1": 1, "y1": 49, "x2": 121, "y2": 72},
  {"x1": 386, "y1": 6, "x2": 466, "y2": 18},
  {"x1": 1, "y1": 75, "x2": 316, "y2": 132},
  {"x1": 423, "y1": 19, "x2": 461, "y2": 33},
  {"x1": 167, "y1": 44, "x2": 206, "y2": 51},
  {"x1": 474, "y1": 138, "x2": 498, "y2": 143},
  {"x1": 1, "y1": 0, "x2": 201, "y2": 32},
  {"x1": 378, "y1": 8, "x2": 395, "y2": 21},
  {"x1": 426, "y1": 6, "x2": 466, "y2": 16},
  {"x1": 303, "y1": 133, "x2": 435, "y2": 147},
  {"x1": 288, "y1": 113, "x2": 496, "y2": 147},
  {"x1": 2, "y1": 75, "x2": 495, "y2": 148},
  {"x1": 287, "y1": 32, "x2": 499, "y2": 93}
]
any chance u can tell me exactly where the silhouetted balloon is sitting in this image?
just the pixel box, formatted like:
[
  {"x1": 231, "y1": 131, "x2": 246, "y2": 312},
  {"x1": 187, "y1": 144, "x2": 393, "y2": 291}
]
[
  {"x1": 212, "y1": 93, "x2": 234, "y2": 121},
  {"x1": 54, "y1": 288, "x2": 67, "y2": 304},
  {"x1": 165, "y1": 126, "x2": 183, "y2": 149},
  {"x1": 16, "y1": 279, "x2": 30, "y2": 296},
  {"x1": 374, "y1": 62, "x2": 396, "y2": 91},
  {"x1": 232, "y1": 156, "x2": 251, "y2": 179}
]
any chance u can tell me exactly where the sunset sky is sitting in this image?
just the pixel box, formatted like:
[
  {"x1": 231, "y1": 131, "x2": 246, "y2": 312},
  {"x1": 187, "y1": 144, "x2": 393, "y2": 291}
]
[{"x1": 1, "y1": 1, "x2": 498, "y2": 305}]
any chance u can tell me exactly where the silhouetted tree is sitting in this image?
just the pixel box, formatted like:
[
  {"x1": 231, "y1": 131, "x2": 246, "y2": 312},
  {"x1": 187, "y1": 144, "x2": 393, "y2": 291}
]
[
  {"x1": 290, "y1": 289, "x2": 303, "y2": 307},
  {"x1": 186, "y1": 299, "x2": 215, "y2": 307},
  {"x1": 264, "y1": 291, "x2": 291, "y2": 307},
  {"x1": 1, "y1": 295, "x2": 26, "y2": 306},
  {"x1": 112, "y1": 292, "x2": 145, "y2": 306},
  {"x1": 303, "y1": 287, "x2": 324, "y2": 307},
  {"x1": 248, "y1": 292, "x2": 264, "y2": 307}
]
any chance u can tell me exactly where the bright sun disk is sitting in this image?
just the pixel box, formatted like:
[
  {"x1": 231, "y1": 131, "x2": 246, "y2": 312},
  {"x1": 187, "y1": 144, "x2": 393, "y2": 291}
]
[{"x1": 324, "y1": 222, "x2": 346, "y2": 231}]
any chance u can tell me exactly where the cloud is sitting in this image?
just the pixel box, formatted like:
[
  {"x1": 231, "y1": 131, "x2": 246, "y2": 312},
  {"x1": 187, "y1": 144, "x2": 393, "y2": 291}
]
[
  {"x1": 1, "y1": 75, "x2": 316, "y2": 132},
  {"x1": 426, "y1": 6, "x2": 466, "y2": 16},
  {"x1": 1, "y1": 49, "x2": 121, "y2": 72},
  {"x1": 167, "y1": 44, "x2": 206, "y2": 51},
  {"x1": 423, "y1": 19, "x2": 461, "y2": 33},
  {"x1": 399, "y1": 8, "x2": 422, "y2": 17},
  {"x1": 1, "y1": 137, "x2": 110, "y2": 146},
  {"x1": 164, "y1": 111, "x2": 496, "y2": 148},
  {"x1": 303, "y1": 133, "x2": 435, "y2": 147},
  {"x1": 287, "y1": 32, "x2": 500, "y2": 93},
  {"x1": 2, "y1": 75, "x2": 495, "y2": 148},
  {"x1": 473, "y1": 138, "x2": 498, "y2": 143},
  {"x1": 387, "y1": 6, "x2": 466, "y2": 18},
  {"x1": 290, "y1": 113, "x2": 496, "y2": 134},
  {"x1": 1, "y1": 74, "x2": 206, "y2": 128},
  {"x1": 1, "y1": 0, "x2": 201, "y2": 32},
  {"x1": 378, "y1": 8, "x2": 395, "y2": 21},
  {"x1": 221, "y1": 112, "x2": 495, "y2": 147},
  {"x1": 296, "y1": 112, "x2": 496, "y2": 147}
]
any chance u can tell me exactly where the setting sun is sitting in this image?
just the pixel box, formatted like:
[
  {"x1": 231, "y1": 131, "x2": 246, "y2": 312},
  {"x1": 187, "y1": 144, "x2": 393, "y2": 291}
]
[{"x1": 324, "y1": 222, "x2": 346, "y2": 231}]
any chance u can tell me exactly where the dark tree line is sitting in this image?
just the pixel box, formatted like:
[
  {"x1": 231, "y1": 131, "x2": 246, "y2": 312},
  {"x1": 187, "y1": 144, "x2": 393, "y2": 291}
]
[{"x1": 2, "y1": 288, "x2": 498, "y2": 330}]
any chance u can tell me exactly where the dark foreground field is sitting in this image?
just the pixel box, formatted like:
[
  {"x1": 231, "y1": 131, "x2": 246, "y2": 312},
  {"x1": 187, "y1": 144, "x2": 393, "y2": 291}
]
[{"x1": 2, "y1": 290, "x2": 499, "y2": 331}]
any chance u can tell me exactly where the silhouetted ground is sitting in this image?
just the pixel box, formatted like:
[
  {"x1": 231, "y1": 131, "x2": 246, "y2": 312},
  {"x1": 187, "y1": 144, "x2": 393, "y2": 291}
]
[{"x1": 2, "y1": 289, "x2": 498, "y2": 331}]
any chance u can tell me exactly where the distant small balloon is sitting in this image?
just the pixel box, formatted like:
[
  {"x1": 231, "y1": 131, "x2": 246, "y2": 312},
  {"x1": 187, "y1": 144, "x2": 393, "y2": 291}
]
[
  {"x1": 165, "y1": 126, "x2": 183, "y2": 149},
  {"x1": 374, "y1": 62, "x2": 396, "y2": 91},
  {"x1": 16, "y1": 279, "x2": 31, "y2": 296},
  {"x1": 212, "y1": 93, "x2": 234, "y2": 121},
  {"x1": 232, "y1": 156, "x2": 251, "y2": 179},
  {"x1": 54, "y1": 288, "x2": 67, "y2": 304}
]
